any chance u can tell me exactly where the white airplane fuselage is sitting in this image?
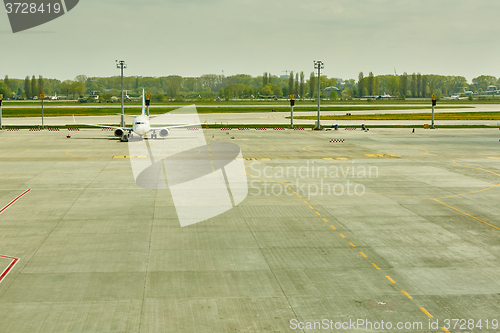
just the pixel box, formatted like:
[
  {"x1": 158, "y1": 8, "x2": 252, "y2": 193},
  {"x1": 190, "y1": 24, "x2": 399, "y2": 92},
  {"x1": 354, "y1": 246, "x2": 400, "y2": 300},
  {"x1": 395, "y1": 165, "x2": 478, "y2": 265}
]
[{"x1": 132, "y1": 115, "x2": 151, "y2": 136}]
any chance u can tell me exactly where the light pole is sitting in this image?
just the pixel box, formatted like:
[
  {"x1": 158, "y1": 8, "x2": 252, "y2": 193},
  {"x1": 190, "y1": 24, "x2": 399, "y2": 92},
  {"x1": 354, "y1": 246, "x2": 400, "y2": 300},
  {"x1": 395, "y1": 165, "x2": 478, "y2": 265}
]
[
  {"x1": 0, "y1": 94, "x2": 3, "y2": 130},
  {"x1": 314, "y1": 60, "x2": 324, "y2": 130},
  {"x1": 116, "y1": 60, "x2": 127, "y2": 127}
]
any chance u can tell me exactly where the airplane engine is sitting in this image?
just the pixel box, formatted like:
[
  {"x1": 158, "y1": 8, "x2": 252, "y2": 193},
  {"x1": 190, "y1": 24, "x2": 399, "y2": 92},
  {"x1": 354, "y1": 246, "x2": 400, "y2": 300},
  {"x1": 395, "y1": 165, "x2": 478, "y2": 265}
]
[
  {"x1": 114, "y1": 129, "x2": 124, "y2": 137},
  {"x1": 160, "y1": 129, "x2": 169, "y2": 137}
]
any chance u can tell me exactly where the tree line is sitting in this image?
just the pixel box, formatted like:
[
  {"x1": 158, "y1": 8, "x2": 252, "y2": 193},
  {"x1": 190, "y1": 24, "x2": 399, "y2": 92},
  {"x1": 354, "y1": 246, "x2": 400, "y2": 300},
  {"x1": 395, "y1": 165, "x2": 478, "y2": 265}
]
[{"x1": 1, "y1": 72, "x2": 500, "y2": 101}]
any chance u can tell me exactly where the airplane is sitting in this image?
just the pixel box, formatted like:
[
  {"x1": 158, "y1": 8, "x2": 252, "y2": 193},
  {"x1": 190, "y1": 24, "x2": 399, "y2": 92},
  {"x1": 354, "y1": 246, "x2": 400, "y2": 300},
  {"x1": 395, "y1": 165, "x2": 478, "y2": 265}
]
[
  {"x1": 48, "y1": 93, "x2": 60, "y2": 100},
  {"x1": 124, "y1": 90, "x2": 140, "y2": 101},
  {"x1": 73, "y1": 89, "x2": 200, "y2": 142},
  {"x1": 443, "y1": 88, "x2": 473, "y2": 100}
]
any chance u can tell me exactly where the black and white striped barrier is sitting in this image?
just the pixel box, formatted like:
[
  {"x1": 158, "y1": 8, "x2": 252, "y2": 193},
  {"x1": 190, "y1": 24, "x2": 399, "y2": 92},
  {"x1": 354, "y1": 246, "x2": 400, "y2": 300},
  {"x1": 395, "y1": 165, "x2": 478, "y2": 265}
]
[
  {"x1": 345, "y1": 127, "x2": 356, "y2": 130},
  {"x1": 7, "y1": 128, "x2": 19, "y2": 131},
  {"x1": 238, "y1": 128, "x2": 250, "y2": 130},
  {"x1": 293, "y1": 128, "x2": 305, "y2": 130},
  {"x1": 330, "y1": 139, "x2": 345, "y2": 143},
  {"x1": 273, "y1": 128, "x2": 286, "y2": 131},
  {"x1": 68, "y1": 128, "x2": 80, "y2": 131}
]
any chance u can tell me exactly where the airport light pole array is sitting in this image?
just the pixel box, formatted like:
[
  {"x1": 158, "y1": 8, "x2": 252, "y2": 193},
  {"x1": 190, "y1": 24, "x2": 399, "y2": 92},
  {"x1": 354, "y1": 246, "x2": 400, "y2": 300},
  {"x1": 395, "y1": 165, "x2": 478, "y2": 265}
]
[
  {"x1": 116, "y1": 60, "x2": 127, "y2": 127},
  {"x1": 314, "y1": 60, "x2": 324, "y2": 130}
]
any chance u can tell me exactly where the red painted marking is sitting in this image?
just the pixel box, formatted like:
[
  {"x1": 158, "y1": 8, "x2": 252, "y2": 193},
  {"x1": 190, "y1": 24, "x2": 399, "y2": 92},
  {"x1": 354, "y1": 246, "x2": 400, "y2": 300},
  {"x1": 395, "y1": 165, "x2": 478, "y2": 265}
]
[
  {"x1": 0, "y1": 189, "x2": 31, "y2": 214},
  {"x1": 0, "y1": 255, "x2": 19, "y2": 283}
]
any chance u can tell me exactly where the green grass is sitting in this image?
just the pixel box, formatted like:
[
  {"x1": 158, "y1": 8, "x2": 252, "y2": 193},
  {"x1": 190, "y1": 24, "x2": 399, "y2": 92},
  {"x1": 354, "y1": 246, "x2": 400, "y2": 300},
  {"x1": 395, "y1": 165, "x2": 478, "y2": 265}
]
[
  {"x1": 1, "y1": 105, "x2": 473, "y2": 117},
  {"x1": 293, "y1": 111, "x2": 500, "y2": 121}
]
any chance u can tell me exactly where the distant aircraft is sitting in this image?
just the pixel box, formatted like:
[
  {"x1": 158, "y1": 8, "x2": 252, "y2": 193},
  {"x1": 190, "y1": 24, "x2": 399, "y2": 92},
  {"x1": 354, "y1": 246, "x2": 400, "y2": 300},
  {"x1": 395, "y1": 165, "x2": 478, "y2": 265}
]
[
  {"x1": 73, "y1": 89, "x2": 200, "y2": 142},
  {"x1": 362, "y1": 93, "x2": 394, "y2": 99},
  {"x1": 47, "y1": 93, "x2": 59, "y2": 100},
  {"x1": 377, "y1": 92, "x2": 394, "y2": 99},
  {"x1": 443, "y1": 88, "x2": 473, "y2": 100},
  {"x1": 443, "y1": 94, "x2": 468, "y2": 100},
  {"x1": 124, "y1": 90, "x2": 140, "y2": 101}
]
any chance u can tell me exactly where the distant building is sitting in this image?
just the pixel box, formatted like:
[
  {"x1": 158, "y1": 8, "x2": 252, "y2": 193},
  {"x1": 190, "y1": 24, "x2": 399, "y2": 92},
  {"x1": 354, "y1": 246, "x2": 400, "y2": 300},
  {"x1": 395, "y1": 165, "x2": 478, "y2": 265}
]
[{"x1": 324, "y1": 86, "x2": 341, "y2": 98}]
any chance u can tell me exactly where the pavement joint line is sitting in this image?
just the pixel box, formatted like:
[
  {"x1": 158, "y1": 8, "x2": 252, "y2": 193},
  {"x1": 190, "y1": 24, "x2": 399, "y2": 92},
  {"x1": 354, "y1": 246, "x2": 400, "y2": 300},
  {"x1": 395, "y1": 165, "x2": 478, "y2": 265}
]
[
  {"x1": 245, "y1": 152, "x2": 458, "y2": 324},
  {"x1": 420, "y1": 307, "x2": 433, "y2": 318},
  {"x1": 365, "y1": 158, "x2": 500, "y2": 201},
  {"x1": 433, "y1": 198, "x2": 500, "y2": 231},
  {"x1": 401, "y1": 290, "x2": 412, "y2": 299}
]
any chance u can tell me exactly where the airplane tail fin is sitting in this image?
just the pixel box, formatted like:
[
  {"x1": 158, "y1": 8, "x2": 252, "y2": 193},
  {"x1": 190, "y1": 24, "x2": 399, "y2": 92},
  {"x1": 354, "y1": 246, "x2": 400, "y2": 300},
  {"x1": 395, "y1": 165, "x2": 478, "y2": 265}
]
[{"x1": 141, "y1": 89, "x2": 146, "y2": 116}]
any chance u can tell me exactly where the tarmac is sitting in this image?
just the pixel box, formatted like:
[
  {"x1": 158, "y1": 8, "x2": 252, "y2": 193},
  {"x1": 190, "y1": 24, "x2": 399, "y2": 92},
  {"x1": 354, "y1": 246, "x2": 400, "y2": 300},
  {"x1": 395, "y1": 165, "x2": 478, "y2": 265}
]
[{"x1": 0, "y1": 127, "x2": 500, "y2": 332}]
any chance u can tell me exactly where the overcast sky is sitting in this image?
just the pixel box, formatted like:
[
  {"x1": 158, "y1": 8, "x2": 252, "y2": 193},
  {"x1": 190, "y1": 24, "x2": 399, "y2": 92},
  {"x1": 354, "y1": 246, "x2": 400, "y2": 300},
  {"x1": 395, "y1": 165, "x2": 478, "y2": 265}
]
[{"x1": 1, "y1": 0, "x2": 499, "y2": 82}]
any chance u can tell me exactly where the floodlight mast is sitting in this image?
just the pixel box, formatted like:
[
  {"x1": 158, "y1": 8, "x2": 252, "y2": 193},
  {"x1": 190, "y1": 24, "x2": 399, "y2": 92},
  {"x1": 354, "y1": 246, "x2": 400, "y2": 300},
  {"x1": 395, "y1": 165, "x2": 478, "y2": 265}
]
[
  {"x1": 116, "y1": 60, "x2": 127, "y2": 127},
  {"x1": 314, "y1": 60, "x2": 324, "y2": 129}
]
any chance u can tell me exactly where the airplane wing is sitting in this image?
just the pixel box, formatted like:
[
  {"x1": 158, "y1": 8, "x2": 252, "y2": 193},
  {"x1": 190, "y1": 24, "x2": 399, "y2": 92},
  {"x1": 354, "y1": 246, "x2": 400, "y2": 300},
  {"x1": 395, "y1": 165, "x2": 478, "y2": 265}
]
[
  {"x1": 151, "y1": 123, "x2": 203, "y2": 130},
  {"x1": 73, "y1": 115, "x2": 133, "y2": 130}
]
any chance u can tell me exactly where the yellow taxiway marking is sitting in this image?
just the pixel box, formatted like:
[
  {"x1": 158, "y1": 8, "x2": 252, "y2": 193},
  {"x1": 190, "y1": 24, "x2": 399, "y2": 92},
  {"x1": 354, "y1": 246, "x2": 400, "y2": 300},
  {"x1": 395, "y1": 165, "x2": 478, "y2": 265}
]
[
  {"x1": 359, "y1": 252, "x2": 367, "y2": 258},
  {"x1": 322, "y1": 157, "x2": 349, "y2": 161},
  {"x1": 420, "y1": 307, "x2": 433, "y2": 318},
  {"x1": 330, "y1": 225, "x2": 336, "y2": 230},
  {"x1": 0, "y1": 147, "x2": 29, "y2": 157},
  {"x1": 113, "y1": 155, "x2": 148, "y2": 159},
  {"x1": 303, "y1": 200, "x2": 308, "y2": 204},
  {"x1": 442, "y1": 327, "x2": 450, "y2": 333},
  {"x1": 385, "y1": 276, "x2": 395, "y2": 283},
  {"x1": 401, "y1": 290, "x2": 412, "y2": 299},
  {"x1": 322, "y1": 218, "x2": 328, "y2": 222},
  {"x1": 364, "y1": 153, "x2": 400, "y2": 158},
  {"x1": 487, "y1": 157, "x2": 500, "y2": 159},
  {"x1": 408, "y1": 148, "x2": 428, "y2": 157},
  {"x1": 236, "y1": 157, "x2": 271, "y2": 161},
  {"x1": 297, "y1": 195, "x2": 302, "y2": 199},
  {"x1": 339, "y1": 233, "x2": 345, "y2": 238},
  {"x1": 372, "y1": 263, "x2": 380, "y2": 270},
  {"x1": 293, "y1": 191, "x2": 296, "y2": 194},
  {"x1": 434, "y1": 199, "x2": 500, "y2": 231},
  {"x1": 315, "y1": 211, "x2": 321, "y2": 216},
  {"x1": 308, "y1": 205, "x2": 314, "y2": 209},
  {"x1": 349, "y1": 242, "x2": 356, "y2": 248}
]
